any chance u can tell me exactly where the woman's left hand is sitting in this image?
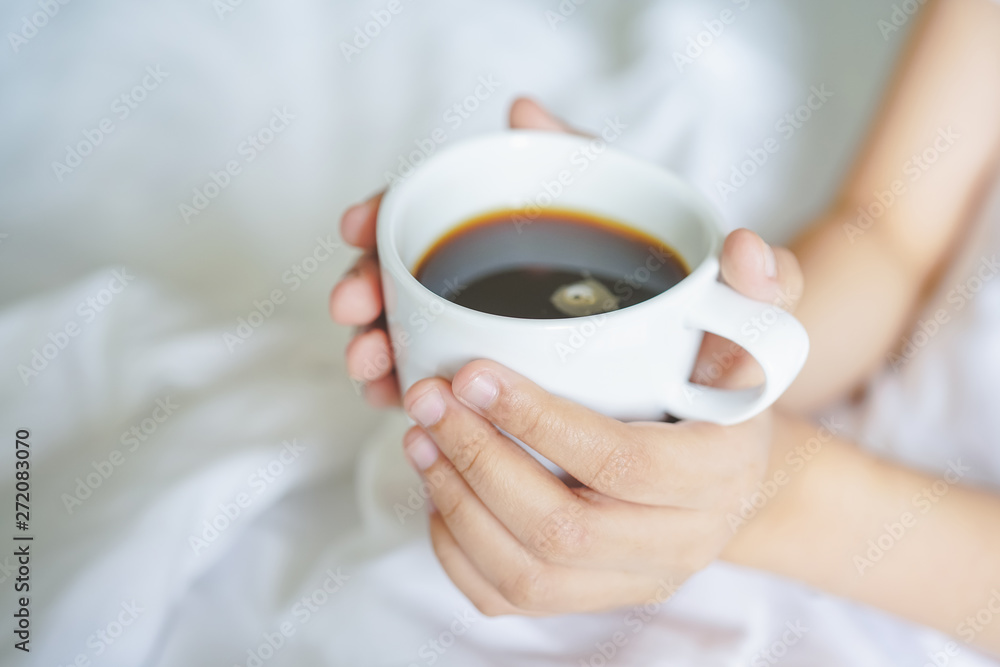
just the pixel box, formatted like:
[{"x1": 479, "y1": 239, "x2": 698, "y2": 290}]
[{"x1": 401, "y1": 229, "x2": 803, "y2": 615}]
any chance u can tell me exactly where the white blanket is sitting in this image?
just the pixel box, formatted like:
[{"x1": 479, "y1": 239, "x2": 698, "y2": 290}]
[{"x1": 1, "y1": 0, "x2": 997, "y2": 665}]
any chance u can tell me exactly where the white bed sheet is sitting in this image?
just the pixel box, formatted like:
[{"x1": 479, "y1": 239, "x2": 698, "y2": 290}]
[{"x1": 1, "y1": 0, "x2": 997, "y2": 665}]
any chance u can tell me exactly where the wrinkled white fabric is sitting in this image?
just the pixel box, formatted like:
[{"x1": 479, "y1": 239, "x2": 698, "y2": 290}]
[{"x1": 1, "y1": 0, "x2": 997, "y2": 665}]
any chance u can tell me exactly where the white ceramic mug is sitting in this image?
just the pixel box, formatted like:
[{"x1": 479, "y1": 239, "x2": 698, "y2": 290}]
[{"x1": 376, "y1": 131, "x2": 809, "y2": 425}]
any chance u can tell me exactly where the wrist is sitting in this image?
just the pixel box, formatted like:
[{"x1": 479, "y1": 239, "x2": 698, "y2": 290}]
[{"x1": 719, "y1": 410, "x2": 880, "y2": 591}]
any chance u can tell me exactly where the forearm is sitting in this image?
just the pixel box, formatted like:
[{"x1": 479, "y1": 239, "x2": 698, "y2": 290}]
[
  {"x1": 778, "y1": 211, "x2": 920, "y2": 410},
  {"x1": 777, "y1": 0, "x2": 1000, "y2": 412},
  {"x1": 723, "y1": 412, "x2": 1000, "y2": 654}
]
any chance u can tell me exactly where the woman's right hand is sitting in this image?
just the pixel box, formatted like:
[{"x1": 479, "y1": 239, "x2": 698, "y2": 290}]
[{"x1": 328, "y1": 98, "x2": 579, "y2": 408}]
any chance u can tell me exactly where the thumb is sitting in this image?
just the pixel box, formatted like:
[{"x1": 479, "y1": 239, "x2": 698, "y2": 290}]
[
  {"x1": 689, "y1": 230, "x2": 804, "y2": 391},
  {"x1": 719, "y1": 228, "x2": 803, "y2": 313}
]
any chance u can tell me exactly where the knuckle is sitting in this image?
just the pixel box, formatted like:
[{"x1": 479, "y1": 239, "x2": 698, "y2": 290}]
[
  {"x1": 448, "y1": 425, "x2": 494, "y2": 482},
  {"x1": 509, "y1": 398, "x2": 562, "y2": 445},
  {"x1": 423, "y1": 467, "x2": 448, "y2": 492},
  {"x1": 526, "y1": 504, "x2": 591, "y2": 563},
  {"x1": 436, "y1": 490, "x2": 465, "y2": 527},
  {"x1": 429, "y1": 525, "x2": 463, "y2": 576},
  {"x1": 588, "y1": 441, "x2": 650, "y2": 493}
]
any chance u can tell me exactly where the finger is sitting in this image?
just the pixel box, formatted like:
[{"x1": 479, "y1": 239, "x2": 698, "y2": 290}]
[
  {"x1": 402, "y1": 381, "x2": 588, "y2": 560},
  {"x1": 409, "y1": 430, "x2": 658, "y2": 612},
  {"x1": 449, "y1": 360, "x2": 765, "y2": 508},
  {"x1": 691, "y1": 230, "x2": 804, "y2": 389},
  {"x1": 447, "y1": 359, "x2": 648, "y2": 498},
  {"x1": 329, "y1": 254, "x2": 383, "y2": 326},
  {"x1": 429, "y1": 512, "x2": 659, "y2": 615},
  {"x1": 418, "y1": 419, "x2": 738, "y2": 575},
  {"x1": 409, "y1": 406, "x2": 746, "y2": 572},
  {"x1": 428, "y1": 513, "x2": 535, "y2": 617},
  {"x1": 406, "y1": 427, "x2": 552, "y2": 607},
  {"x1": 362, "y1": 372, "x2": 401, "y2": 408},
  {"x1": 339, "y1": 192, "x2": 383, "y2": 250},
  {"x1": 718, "y1": 229, "x2": 803, "y2": 313},
  {"x1": 345, "y1": 328, "x2": 393, "y2": 383},
  {"x1": 689, "y1": 334, "x2": 749, "y2": 389},
  {"x1": 508, "y1": 97, "x2": 585, "y2": 135}
]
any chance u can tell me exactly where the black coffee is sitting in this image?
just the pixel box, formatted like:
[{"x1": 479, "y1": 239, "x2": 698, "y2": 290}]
[{"x1": 414, "y1": 209, "x2": 689, "y2": 319}]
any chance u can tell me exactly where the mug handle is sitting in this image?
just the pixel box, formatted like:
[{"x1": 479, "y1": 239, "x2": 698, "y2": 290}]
[{"x1": 661, "y1": 280, "x2": 810, "y2": 425}]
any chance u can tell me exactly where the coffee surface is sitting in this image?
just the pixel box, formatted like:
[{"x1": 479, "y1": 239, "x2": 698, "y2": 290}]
[{"x1": 414, "y1": 209, "x2": 689, "y2": 319}]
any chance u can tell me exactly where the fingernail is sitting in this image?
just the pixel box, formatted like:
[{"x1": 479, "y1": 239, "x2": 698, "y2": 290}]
[
  {"x1": 426, "y1": 497, "x2": 437, "y2": 514},
  {"x1": 404, "y1": 431, "x2": 439, "y2": 471},
  {"x1": 407, "y1": 387, "x2": 445, "y2": 427},
  {"x1": 761, "y1": 243, "x2": 777, "y2": 279},
  {"x1": 457, "y1": 371, "x2": 498, "y2": 410}
]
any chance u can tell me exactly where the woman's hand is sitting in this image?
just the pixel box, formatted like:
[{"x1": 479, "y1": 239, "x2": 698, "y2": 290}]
[
  {"x1": 400, "y1": 236, "x2": 804, "y2": 615},
  {"x1": 329, "y1": 96, "x2": 808, "y2": 613},
  {"x1": 329, "y1": 98, "x2": 579, "y2": 407}
]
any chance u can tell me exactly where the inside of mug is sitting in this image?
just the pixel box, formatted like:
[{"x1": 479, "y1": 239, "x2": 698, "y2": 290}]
[{"x1": 388, "y1": 133, "x2": 718, "y2": 285}]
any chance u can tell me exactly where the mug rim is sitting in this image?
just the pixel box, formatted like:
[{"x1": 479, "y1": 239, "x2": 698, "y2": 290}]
[{"x1": 376, "y1": 130, "x2": 726, "y2": 327}]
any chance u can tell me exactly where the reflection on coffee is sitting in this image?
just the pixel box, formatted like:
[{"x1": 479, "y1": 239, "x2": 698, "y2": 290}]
[{"x1": 414, "y1": 208, "x2": 689, "y2": 319}]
